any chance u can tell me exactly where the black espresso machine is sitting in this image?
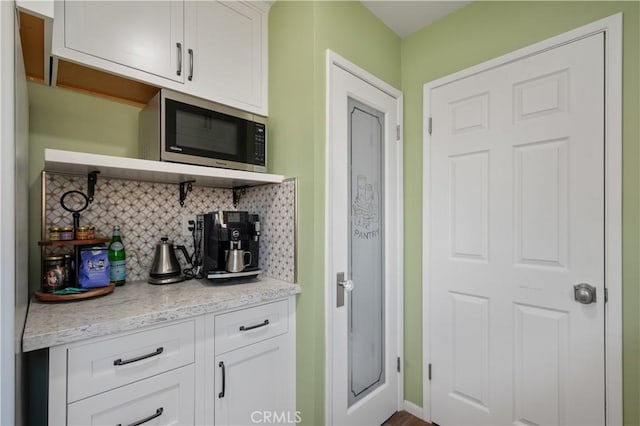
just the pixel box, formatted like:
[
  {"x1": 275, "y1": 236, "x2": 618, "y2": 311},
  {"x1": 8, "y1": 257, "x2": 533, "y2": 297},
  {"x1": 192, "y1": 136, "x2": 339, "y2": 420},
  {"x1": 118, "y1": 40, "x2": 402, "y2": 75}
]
[{"x1": 197, "y1": 211, "x2": 261, "y2": 280}]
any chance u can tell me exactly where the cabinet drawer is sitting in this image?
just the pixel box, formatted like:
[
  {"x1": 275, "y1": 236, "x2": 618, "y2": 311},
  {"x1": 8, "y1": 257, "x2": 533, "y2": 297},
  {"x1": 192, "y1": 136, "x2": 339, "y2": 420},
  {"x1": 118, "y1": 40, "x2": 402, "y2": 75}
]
[
  {"x1": 67, "y1": 320, "x2": 195, "y2": 402},
  {"x1": 68, "y1": 365, "x2": 195, "y2": 426},
  {"x1": 215, "y1": 300, "x2": 288, "y2": 354}
]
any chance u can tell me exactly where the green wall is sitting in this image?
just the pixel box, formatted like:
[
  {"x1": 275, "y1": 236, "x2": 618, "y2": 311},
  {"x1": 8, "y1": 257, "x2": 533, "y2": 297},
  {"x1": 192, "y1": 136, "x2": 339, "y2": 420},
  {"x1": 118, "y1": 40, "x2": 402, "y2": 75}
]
[
  {"x1": 269, "y1": 2, "x2": 401, "y2": 424},
  {"x1": 270, "y1": 0, "x2": 639, "y2": 424},
  {"x1": 27, "y1": 82, "x2": 141, "y2": 290},
  {"x1": 400, "y1": 2, "x2": 640, "y2": 424}
]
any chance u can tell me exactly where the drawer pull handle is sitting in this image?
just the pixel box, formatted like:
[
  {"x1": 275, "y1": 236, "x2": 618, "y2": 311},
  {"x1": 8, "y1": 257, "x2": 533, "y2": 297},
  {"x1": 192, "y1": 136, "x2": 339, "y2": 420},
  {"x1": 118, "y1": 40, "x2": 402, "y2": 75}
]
[
  {"x1": 113, "y1": 347, "x2": 164, "y2": 366},
  {"x1": 188, "y1": 48, "x2": 194, "y2": 81},
  {"x1": 117, "y1": 407, "x2": 164, "y2": 426},
  {"x1": 218, "y1": 361, "x2": 226, "y2": 398},
  {"x1": 239, "y1": 319, "x2": 269, "y2": 332},
  {"x1": 176, "y1": 43, "x2": 182, "y2": 76}
]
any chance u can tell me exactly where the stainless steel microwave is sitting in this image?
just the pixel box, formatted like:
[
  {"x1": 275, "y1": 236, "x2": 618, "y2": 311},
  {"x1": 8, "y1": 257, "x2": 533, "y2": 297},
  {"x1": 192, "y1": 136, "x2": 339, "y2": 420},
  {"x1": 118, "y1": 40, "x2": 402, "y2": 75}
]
[{"x1": 139, "y1": 89, "x2": 266, "y2": 172}]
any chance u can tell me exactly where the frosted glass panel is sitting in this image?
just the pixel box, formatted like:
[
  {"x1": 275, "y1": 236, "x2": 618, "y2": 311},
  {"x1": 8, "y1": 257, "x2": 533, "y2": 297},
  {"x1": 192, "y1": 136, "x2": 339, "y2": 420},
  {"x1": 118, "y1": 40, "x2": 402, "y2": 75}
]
[{"x1": 348, "y1": 97, "x2": 385, "y2": 406}]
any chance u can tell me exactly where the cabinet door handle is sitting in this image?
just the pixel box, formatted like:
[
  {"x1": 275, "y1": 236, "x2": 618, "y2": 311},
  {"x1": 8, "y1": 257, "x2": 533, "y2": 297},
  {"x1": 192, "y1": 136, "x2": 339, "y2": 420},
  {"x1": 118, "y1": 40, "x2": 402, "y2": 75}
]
[
  {"x1": 239, "y1": 319, "x2": 269, "y2": 332},
  {"x1": 176, "y1": 43, "x2": 182, "y2": 76},
  {"x1": 218, "y1": 361, "x2": 226, "y2": 398},
  {"x1": 188, "y1": 48, "x2": 194, "y2": 81},
  {"x1": 113, "y1": 347, "x2": 163, "y2": 366},
  {"x1": 116, "y1": 407, "x2": 164, "y2": 426}
]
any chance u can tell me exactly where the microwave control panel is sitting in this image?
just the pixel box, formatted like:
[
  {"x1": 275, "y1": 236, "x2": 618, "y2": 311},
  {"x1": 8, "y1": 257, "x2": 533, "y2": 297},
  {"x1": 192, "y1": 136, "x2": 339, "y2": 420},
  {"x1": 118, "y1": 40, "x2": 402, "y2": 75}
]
[{"x1": 254, "y1": 124, "x2": 266, "y2": 166}]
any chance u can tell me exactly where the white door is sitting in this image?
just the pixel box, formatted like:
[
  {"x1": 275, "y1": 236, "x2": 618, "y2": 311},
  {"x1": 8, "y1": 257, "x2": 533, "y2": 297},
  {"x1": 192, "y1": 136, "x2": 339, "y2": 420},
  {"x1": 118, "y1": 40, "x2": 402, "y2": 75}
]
[
  {"x1": 328, "y1": 57, "x2": 402, "y2": 425},
  {"x1": 427, "y1": 33, "x2": 605, "y2": 425}
]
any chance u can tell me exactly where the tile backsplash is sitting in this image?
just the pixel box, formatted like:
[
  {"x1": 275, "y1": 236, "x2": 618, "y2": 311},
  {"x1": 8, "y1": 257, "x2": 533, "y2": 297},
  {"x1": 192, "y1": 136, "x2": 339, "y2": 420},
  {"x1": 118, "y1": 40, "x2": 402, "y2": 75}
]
[
  {"x1": 237, "y1": 183, "x2": 296, "y2": 283},
  {"x1": 44, "y1": 173, "x2": 296, "y2": 283}
]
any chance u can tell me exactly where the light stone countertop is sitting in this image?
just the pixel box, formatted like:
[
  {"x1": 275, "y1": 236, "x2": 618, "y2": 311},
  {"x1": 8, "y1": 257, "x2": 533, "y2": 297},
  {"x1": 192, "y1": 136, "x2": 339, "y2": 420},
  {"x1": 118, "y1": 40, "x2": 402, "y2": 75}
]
[{"x1": 22, "y1": 277, "x2": 301, "y2": 352}]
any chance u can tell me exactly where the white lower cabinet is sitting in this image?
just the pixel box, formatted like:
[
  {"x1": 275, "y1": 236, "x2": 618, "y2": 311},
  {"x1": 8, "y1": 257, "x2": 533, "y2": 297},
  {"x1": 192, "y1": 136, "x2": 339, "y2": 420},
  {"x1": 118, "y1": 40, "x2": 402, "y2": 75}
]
[
  {"x1": 206, "y1": 298, "x2": 296, "y2": 426},
  {"x1": 67, "y1": 365, "x2": 195, "y2": 426},
  {"x1": 214, "y1": 333, "x2": 294, "y2": 425},
  {"x1": 48, "y1": 297, "x2": 296, "y2": 425}
]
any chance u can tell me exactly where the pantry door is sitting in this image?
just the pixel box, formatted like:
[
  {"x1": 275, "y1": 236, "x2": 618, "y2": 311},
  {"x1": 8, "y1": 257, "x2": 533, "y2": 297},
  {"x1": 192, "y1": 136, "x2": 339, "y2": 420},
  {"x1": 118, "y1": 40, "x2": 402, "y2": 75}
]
[
  {"x1": 426, "y1": 33, "x2": 606, "y2": 425},
  {"x1": 327, "y1": 52, "x2": 403, "y2": 425}
]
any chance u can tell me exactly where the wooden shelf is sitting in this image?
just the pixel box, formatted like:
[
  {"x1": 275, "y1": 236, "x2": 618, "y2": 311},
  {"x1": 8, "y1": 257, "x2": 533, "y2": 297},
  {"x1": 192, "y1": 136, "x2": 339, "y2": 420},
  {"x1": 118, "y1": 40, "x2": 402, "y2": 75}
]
[
  {"x1": 44, "y1": 149, "x2": 284, "y2": 188},
  {"x1": 39, "y1": 237, "x2": 110, "y2": 247}
]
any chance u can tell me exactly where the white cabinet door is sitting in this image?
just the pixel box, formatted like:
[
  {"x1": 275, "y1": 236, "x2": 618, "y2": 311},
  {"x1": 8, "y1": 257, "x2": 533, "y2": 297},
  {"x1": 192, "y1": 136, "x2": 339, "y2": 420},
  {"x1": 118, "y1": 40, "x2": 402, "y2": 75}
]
[
  {"x1": 185, "y1": 1, "x2": 267, "y2": 114},
  {"x1": 63, "y1": 1, "x2": 184, "y2": 82},
  {"x1": 67, "y1": 365, "x2": 195, "y2": 426},
  {"x1": 215, "y1": 335, "x2": 294, "y2": 426}
]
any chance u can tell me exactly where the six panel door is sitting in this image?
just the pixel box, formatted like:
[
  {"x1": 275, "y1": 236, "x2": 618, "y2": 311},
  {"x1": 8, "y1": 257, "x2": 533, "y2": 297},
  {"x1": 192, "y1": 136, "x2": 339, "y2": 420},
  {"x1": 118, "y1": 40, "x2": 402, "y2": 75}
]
[{"x1": 428, "y1": 33, "x2": 605, "y2": 425}]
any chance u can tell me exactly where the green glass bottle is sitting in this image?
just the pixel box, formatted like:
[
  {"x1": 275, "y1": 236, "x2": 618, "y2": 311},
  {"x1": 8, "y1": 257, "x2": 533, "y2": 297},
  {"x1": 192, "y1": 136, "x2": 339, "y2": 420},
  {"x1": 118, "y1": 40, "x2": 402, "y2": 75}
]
[{"x1": 108, "y1": 225, "x2": 126, "y2": 286}]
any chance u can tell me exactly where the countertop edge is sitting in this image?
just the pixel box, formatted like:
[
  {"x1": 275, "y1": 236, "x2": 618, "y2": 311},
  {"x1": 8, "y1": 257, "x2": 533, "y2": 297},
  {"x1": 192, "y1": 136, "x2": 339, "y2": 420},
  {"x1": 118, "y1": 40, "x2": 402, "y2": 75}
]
[{"x1": 23, "y1": 281, "x2": 301, "y2": 352}]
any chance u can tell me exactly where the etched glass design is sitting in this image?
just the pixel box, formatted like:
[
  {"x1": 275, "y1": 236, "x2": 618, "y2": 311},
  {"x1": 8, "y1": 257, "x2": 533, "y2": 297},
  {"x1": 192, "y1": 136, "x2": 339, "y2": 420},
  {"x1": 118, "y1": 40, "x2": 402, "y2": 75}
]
[{"x1": 348, "y1": 97, "x2": 385, "y2": 406}]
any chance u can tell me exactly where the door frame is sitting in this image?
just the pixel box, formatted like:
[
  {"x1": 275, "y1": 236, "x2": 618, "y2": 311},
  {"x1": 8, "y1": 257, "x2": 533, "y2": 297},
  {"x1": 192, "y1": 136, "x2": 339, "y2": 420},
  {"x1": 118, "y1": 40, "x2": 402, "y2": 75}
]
[
  {"x1": 0, "y1": 2, "x2": 16, "y2": 425},
  {"x1": 422, "y1": 14, "x2": 622, "y2": 424},
  {"x1": 325, "y1": 49, "x2": 404, "y2": 423}
]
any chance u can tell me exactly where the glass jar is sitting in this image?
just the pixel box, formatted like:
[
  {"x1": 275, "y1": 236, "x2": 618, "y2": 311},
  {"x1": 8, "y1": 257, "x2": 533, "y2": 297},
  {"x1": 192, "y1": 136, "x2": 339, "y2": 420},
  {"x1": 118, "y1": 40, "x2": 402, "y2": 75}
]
[
  {"x1": 63, "y1": 253, "x2": 74, "y2": 286},
  {"x1": 42, "y1": 255, "x2": 66, "y2": 292},
  {"x1": 88, "y1": 225, "x2": 96, "y2": 239},
  {"x1": 49, "y1": 227, "x2": 61, "y2": 241},
  {"x1": 76, "y1": 226, "x2": 90, "y2": 240},
  {"x1": 59, "y1": 226, "x2": 74, "y2": 241}
]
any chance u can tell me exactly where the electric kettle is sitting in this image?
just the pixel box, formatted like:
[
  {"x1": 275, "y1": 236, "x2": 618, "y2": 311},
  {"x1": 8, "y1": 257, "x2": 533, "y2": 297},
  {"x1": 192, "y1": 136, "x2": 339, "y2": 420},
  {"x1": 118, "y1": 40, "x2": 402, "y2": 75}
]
[{"x1": 148, "y1": 237, "x2": 189, "y2": 285}]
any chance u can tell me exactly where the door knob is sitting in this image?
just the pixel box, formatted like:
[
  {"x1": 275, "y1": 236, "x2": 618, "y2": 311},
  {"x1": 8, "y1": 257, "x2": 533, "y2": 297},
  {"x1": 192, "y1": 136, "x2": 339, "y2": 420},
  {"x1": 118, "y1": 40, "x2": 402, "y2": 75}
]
[
  {"x1": 339, "y1": 278, "x2": 354, "y2": 291},
  {"x1": 336, "y1": 272, "x2": 354, "y2": 308},
  {"x1": 574, "y1": 283, "x2": 597, "y2": 304}
]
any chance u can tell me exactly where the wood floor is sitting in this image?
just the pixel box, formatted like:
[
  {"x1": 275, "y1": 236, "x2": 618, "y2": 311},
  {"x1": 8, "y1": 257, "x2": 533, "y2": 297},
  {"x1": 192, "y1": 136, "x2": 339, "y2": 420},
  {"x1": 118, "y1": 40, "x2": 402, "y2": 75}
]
[{"x1": 382, "y1": 410, "x2": 432, "y2": 426}]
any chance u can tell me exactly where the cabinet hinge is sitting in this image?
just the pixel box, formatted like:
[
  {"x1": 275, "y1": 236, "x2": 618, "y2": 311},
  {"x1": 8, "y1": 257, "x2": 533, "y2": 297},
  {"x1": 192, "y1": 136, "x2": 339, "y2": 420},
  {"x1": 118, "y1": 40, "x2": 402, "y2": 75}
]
[
  {"x1": 428, "y1": 363, "x2": 432, "y2": 380},
  {"x1": 604, "y1": 288, "x2": 608, "y2": 303},
  {"x1": 428, "y1": 117, "x2": 433, "y2": 135},
  {"x1": 396, "y1": 124, "x2": 401, "y2": 141},
  {"x1": 397, "y1": 357, "x2": 401, "y2": 373}
]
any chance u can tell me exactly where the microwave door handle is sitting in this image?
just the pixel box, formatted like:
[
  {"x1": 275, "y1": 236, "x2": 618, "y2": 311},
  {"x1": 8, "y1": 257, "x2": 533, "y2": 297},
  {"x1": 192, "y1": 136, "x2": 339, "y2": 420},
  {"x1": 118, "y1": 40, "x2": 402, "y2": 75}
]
[
  {"x1": 176, "y1": 43, "x2": 182, "y2": 76},
  {"x1": 188, "y1": 49, "x2": 194, "y2": 81}
]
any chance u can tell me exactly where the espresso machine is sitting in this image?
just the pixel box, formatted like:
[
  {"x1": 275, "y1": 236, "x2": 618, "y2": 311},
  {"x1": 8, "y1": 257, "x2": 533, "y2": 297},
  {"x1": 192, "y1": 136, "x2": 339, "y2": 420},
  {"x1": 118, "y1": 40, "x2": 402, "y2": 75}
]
[{"x1": 197, "y1": 211, "x2": 261, "y2": 280}]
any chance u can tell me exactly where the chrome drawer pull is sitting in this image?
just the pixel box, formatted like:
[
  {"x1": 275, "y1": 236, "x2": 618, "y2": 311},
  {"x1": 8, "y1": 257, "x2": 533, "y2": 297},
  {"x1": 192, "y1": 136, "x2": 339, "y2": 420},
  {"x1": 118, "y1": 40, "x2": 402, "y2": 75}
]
[
  {"x1": 218, "y1": 361, "x2": 226, "y2": 398},
  {"x1": 188, "y1": 48, "x2": 194, "y2": 81},
  {"x1": 239, "y1": 319, "x2": 269, "y2": 332},
  {"x1": 116, "y1": 407, "x2": 164, "y2": 426},
  {"x1": 176, "y1": 43, "x2": 182, "y2": 76},
  {"x1": 113, "y1": 347, "x2": 164, "y2": 366}
]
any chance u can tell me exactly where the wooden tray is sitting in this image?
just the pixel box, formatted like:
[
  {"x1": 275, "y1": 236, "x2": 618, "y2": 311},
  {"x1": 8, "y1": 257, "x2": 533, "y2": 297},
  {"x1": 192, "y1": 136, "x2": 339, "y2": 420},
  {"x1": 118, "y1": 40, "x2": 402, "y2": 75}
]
[
  {"x1": 38, "y1": 237, "x2": 110, "y2": 247},
  {"x1": 34, "y1": 283, "x2": 115, "y2": 302}
]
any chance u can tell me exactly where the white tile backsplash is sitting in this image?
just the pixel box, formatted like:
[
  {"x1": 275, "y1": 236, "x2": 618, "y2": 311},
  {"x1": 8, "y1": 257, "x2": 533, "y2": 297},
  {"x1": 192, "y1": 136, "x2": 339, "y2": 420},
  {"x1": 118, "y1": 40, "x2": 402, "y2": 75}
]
[{"x1": 44, "y1": 173, "x2": 296, "y2": 283}]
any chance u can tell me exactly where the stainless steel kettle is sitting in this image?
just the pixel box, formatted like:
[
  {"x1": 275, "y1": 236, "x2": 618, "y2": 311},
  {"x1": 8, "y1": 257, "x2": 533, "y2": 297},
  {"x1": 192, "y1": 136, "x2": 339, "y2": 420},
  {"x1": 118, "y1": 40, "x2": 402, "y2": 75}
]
[{"x1": 148, "y1": 237, "x2": 189, "y2": 285}]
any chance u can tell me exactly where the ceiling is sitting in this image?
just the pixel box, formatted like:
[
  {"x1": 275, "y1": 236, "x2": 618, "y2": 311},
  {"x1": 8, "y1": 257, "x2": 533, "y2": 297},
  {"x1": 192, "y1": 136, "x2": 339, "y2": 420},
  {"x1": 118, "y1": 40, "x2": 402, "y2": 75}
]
[{"x1": 362, "y1": 1, "x2": 471, "y2": 37}]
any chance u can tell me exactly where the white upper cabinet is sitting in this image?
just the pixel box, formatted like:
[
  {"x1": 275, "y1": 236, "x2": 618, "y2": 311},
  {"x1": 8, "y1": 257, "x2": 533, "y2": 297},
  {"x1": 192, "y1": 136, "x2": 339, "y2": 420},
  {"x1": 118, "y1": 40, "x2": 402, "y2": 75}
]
[
  {"x1": 52, "y1": 0, "x2": 269, "y2": 115},
  {"x1": 185, "y1": 1, "x2": 266, "y2": 114},
  {"x1": 63, "y1": 1, "x2": 185, "y2": 83}
]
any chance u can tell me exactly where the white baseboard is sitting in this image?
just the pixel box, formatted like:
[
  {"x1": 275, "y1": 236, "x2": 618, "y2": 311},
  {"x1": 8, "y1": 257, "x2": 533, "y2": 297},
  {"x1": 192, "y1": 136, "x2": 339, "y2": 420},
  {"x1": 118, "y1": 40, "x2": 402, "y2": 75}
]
[{"x1": 403, "y1": 400, "x2": 424, "y2": 420}]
